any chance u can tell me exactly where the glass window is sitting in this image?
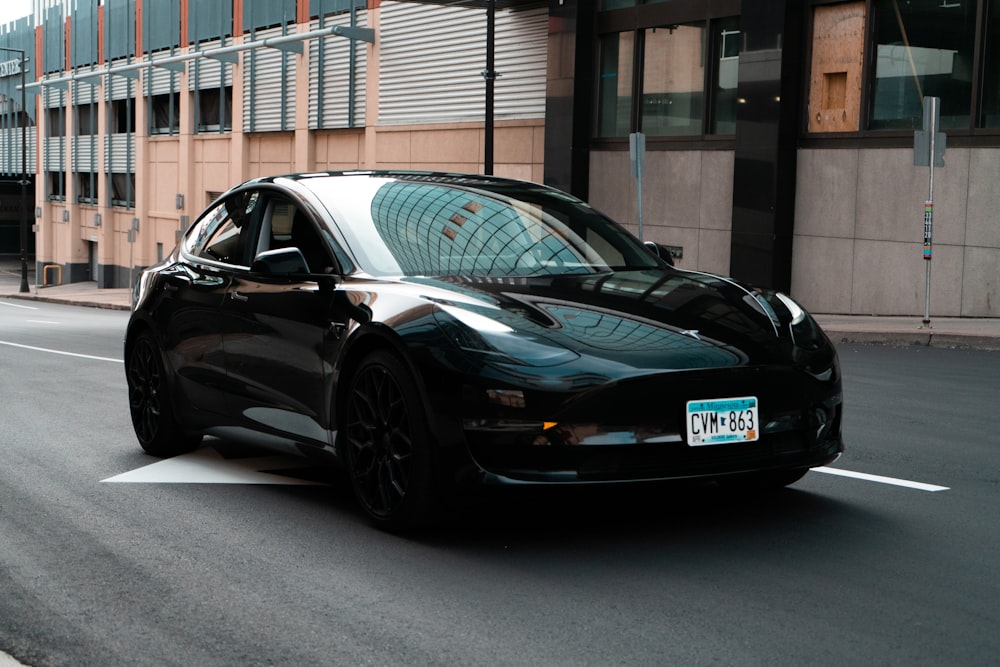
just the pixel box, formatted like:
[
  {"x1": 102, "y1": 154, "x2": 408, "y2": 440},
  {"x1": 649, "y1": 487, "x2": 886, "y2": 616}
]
[
  {"x1": 46, "y1": 108, "x2": 65, "y2": 137},
  {"x1": 111, "y1": 99, "x2": 135, "y2": 134},
  {"x1": 712, "y1": 18, "x2": 740, "y2": 134},
  {"x1": 110, "y1": 173, "x2": 135, "y2": 208},
  {"x1": 75, "y1": 172, "x2": 98, "y2": 204},
  {"x1": 76, "y1": 104, "x2": 97, "y2": 136},
  {"x1": 871, "y1": 0, "x2": 976, "y2": 130},
  {"x1": 597, "y1": 32, "x2": 635, "y2": 138},
  {"x1": 196, "y1": 86, "x2": 233, "y2": 133},
  {"x1": 982, "y1": 0, "x2": 1000, "y2": 127},
  {"x1": 149, "y1": 92, "x2": 180, "y2": 135},
  {"x1": 641, "y1": 23, "x2": 705, "y2": 136},
  {"x1": 186, "y1": 191, "x2": 261, "y2": 266}
]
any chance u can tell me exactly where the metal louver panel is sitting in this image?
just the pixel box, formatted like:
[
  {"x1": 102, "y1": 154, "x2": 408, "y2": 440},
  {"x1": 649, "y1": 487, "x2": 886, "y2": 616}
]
[
  {"x1": 308, "y1": 13, "x2": 368, "y2": 130},
  {"x1": 0, "y1": 132, "x2": 36, "y2": 175},
  {"x1": 74, "y1": 136, "x2": 98, "y2": 172},
  {"x1": 105, "y1": 134, "x2": 136, "y2": 172},
  {"x1": 42, "y1": 85, "x2": 66, "y2": 173},
  {"x1": 243, "y1": 26, "x2": 297, "y2": 133},
  {"x1": 494, "y1": 6, "x2": 547, "y2": 117},
  {"x1": 44, "y1": 138, "x2": 65, "y2": 171},
  {"x1": 109, "y1": 60, "x2": 138, "y2": 100},
  {"x1": 73, "y1": 78, "x2": 98, "y2": 105},
  {"x1": 146, "y1": 63, "x2": 181, "y2": 95},
  {"x1": 378, "y1": 2, "x2": 547, "y2": 125},
  {"x1": 189, "y1": 41, "x2": 235, "y2": 90}
]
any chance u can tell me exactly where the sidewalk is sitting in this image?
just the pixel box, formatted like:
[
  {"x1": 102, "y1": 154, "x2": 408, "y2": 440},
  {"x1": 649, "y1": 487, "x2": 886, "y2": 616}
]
[{"x1": 3, "y1": 258, "x2": 999, "y2": 349}]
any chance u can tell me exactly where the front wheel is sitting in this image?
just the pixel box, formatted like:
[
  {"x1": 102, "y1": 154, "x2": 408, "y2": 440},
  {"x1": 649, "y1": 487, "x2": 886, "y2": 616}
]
[
  {"x1": 342, "y1": 350, "x2": 435, "y2": 530},
  {"x1": 126, "y1": 330, "x2": 201, "y2": 457}
]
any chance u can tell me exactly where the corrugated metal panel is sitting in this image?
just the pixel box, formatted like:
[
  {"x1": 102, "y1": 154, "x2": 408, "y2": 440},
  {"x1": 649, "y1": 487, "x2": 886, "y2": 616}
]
[
  {"x1": 494, "y1": 7, "x2": 547, "y2": 117},
  {"x1": 72, "y1": 78, "x2": 98, "y2": 105},
  {"x1": 73, "y1": 135, "x2": 97, "y2": 172},
  {"x1": 308, "y1": 13, "x2": 368, "y2": 129},
  {"x1": 378, "y1": 3, "x2": 547, "y2": 125},
  {"x1": 243, "y1": 26, "x2": 297, "y2": 133},
  {"x1": 146, "y1": 63, "x2": 180, "y2": 96},
  {"x1": 43, "y1": 86, "x2": 66, "y2": 110},
  {"x1": 43, "y1": 4, "x2": 65, "y2": 74},
  {"x1": 105, "y1": 134, "x2": 135, "y2": 172},
  {"x1": 108, "y1": 60, "x2": 138, "y2": 100},
  {"x1": 189, "y1": 41, "x2": 234, "y2": 90},
  {"x1": 44, "y1": 138, "x2": 65, "y2": 172},
  {"x1": 0, "y1": 131, "x2": 36, "y2": 176}
]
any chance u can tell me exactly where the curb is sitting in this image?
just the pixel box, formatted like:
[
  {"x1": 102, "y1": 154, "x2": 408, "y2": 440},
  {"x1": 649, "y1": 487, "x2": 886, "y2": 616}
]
[{"x1": 826, "y1": 331, "x2": 1000, "y2": 351}]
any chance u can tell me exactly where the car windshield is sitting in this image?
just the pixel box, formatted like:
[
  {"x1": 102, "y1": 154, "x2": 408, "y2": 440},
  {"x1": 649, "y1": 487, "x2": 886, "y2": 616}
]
[{"x1": 302, "y1": 174, "x2": 661, "y2": 278}]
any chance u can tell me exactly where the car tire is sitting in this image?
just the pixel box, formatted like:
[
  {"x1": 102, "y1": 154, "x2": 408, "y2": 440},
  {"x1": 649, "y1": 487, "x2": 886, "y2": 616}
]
[
  {"x1": 126, "y1": 330, "x2": 202, "y2": 457},
  {"x1": 342, "y1": 350, "x2": 435, "y2": 530}
]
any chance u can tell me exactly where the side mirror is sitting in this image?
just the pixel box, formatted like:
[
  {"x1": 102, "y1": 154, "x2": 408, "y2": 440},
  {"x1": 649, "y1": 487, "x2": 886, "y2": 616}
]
[
  {"x1": 251, "y1": 247, "x2": 310, "y2": 275},
  {"x1": 644, "y1": 241, "x2": 675, "y2": 267}
]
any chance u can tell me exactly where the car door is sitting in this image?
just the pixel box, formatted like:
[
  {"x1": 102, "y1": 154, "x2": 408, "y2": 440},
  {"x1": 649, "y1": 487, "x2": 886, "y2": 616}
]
[
  {"x1": 154, "y1": 190, "x2": 263, "y2": 422},
  {"x1": 220, "y1": 194, "x2": 347, "y2": 447}
]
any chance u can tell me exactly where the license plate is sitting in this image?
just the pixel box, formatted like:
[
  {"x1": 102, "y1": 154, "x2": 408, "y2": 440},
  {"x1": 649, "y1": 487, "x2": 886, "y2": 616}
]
[{"x1": 686, "y1": 397, "x2": 759, "y2": 446}]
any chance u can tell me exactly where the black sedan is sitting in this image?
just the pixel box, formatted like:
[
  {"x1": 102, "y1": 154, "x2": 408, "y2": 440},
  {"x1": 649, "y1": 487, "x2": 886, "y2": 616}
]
[{"x1": 125, "y1": 171, "x2": 843, "y2": 528}]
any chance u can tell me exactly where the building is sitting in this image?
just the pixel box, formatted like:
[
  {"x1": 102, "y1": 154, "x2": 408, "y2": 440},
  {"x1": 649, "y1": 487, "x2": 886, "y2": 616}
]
[{"x1": 1, "y1": 0, "x2": 997, "y2": 317}]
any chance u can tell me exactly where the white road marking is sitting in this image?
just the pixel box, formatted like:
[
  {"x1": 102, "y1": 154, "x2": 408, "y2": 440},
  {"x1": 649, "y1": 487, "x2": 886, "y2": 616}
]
[
  {"x1": 102, "y1": 447, "x2": 326, "y2": 485},
  {"x1": 0, "y1": 339, "x2": 123, "y2": 364},
  {"x1": 0, "y1": 300, "x2": 37, "y2": 310},
  {"x1": 28, "y1": 320, "x2": 61, "y2": 324},
  {"x1": 814, "y1": 466, "x2": 949, "y2": 492}
]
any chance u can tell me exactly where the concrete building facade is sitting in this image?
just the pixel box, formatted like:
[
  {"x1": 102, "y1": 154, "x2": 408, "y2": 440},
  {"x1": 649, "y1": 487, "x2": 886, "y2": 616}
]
[{"x1": 0, "y1": 0, "x2": 998, "y2": 317}]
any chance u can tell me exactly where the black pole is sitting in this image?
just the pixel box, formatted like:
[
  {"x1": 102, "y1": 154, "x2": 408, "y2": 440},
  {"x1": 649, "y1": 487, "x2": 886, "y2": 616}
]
[
  {"x1": 483, "y1": 0, "x2": 496, "y2": 175},
  {"x1": 15, "y1": 49, "x2": 28, "y2": 292}
]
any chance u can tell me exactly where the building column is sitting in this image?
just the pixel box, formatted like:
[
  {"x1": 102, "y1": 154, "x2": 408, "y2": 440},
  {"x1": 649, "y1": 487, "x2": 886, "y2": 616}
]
[
  {"x1": 729, "y1": 0, "x2": 805, "y2": 292},
  {"x1": 542, "y1": 0, "x2": 593, "y2": 200}
]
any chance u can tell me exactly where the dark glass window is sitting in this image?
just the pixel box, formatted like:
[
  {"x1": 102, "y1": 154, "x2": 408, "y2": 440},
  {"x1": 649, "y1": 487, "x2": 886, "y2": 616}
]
[
  {"x1": 76, "y1": 104, "x2": 97, "y2": 136},
  {"x1": 76, "y1": 172, "x2": 98, "y2": 204},
  {"x1": 197, "y1": 86, "x2": 233, "y2": 133},
  {"x1": 641, "y1": 23, "x2": 705, "y2": 137},
  {"x1": 46, "y1": 108, "x2": 65, "y2": 137},
  {"x1": 149, "y1": 92, "x2": 180, "y2": 135},
  {"x1": 111, "y1": 99, "x2": 135, "y2": 134},
  {"x1": 982, "y1": 0, "x2": 1000, "y2": 127},
  {"x1": 870, "y1": 0, "x2": 976, "y2": 130},
  {"x1": 712, "y1": 18, "x2": 740, "y2": 134},
  {"x1": 110, "y1": 173, "x2": 135, "y2": 208},
  {"x1": 186, "y1": 190, "x2": 261, "y2": 266},
  {"x1": 597, "y1": 32, "x2": 635, "y2": 138}
]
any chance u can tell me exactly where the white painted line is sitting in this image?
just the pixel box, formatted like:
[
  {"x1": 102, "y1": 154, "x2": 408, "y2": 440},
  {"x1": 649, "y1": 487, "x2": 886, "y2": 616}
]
[
  {"x1": 0, "y1": 339, "x2": 123, "y2": 364},
  {"x1": 103, "y1": 447, "x2": 326, "y2": 485},
  {"x1": 814, "y1": 466, "x2": 949, "y2": 492},
  {"x1": 28, "y1": 320, "x2": 62, "y2": 324},
  {"x1": 0, "y1": 300, "x2": 37, "y2": 310}
]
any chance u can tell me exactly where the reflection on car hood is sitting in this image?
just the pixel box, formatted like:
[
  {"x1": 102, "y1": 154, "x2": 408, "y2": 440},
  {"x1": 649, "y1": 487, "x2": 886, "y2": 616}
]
[{"x1": 368, "y1": 268, "x2": 789, "y2": 372}]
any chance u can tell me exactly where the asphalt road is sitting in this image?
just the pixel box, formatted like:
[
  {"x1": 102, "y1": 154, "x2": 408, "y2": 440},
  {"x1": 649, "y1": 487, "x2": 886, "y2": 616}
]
[{"x1": 1, "y1": 299, "x2": 998, "y2": 666}]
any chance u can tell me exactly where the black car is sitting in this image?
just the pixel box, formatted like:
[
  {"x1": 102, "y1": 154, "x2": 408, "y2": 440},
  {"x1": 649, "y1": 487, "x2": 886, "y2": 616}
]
[{"x1": 125, "y1": 171, "x2": 843, "y2": 528}]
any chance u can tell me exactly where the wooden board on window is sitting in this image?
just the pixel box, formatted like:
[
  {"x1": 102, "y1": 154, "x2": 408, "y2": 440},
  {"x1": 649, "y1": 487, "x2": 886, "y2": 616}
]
[{"x1": 808, "y1": 2, "x2": 866, "y2": 133}]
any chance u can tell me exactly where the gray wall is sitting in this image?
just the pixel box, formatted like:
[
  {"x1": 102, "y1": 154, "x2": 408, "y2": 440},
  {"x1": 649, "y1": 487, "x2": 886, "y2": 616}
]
[
  {"x1": 793, "y1": 147, "x2": 1000, "y2": 318},
  {"x1": 589, "y1": 149, "x2": 734, "y2": 278},
  {"x1": 590, "y1": 147, "x2": 1000, "y2": 317}
]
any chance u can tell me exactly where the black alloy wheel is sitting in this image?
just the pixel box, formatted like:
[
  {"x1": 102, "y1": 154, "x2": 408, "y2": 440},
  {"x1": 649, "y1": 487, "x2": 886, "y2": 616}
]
[
  {"x1": 126, "y1": 330, "x2": 201, "y2": 457},
  {"x1": 343, "y1": 350, "x2": 433, "y2": 529}
]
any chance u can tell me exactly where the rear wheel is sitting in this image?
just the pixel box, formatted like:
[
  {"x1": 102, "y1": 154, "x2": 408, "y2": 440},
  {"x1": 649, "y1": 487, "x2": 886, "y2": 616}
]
[
  {"x1": 126, "y1": 330, "x2": 201, "y2": 457},
  {"x1": 342, "y1": 350, "x2": 434, "y2": 530}
]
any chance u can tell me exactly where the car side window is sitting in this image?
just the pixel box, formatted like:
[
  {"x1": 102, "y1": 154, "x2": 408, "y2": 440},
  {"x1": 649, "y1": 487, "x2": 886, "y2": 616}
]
[
  {"x1": 185, "y1": 191, "x2": 261, "y2": 266},
  {"x1": 257, "y1": 197, "x2": 336, "y2": 273}
]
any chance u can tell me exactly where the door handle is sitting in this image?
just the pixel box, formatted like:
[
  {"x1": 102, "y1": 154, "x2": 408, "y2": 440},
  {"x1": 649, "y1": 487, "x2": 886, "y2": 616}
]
[{"x1": 229, "y1": 291, "x2": 249, "y2": 302}]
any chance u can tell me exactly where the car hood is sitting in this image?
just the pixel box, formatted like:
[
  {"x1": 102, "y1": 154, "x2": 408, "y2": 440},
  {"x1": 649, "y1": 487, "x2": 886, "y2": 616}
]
[{"x1": 353, "y1": 268, "x2": 803, "y2": 374}]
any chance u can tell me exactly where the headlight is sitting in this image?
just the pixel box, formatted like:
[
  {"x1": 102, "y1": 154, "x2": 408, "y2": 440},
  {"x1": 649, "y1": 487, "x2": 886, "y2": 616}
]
[
  {"x1": 774, "y1": 292, "x2": 827, "y2": 351},
  {"x1": 432, "y1": 305, "x2": 579, "y2": 367}
]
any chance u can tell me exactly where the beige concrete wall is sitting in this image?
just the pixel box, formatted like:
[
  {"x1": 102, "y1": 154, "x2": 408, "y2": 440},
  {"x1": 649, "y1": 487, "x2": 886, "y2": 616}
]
[
  {"x1": 793, "y1": 147, "x2": 1000, "y2": 317},
  {"x1": 589, "y1": 149, "x2": 734, "y2": 276}
]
